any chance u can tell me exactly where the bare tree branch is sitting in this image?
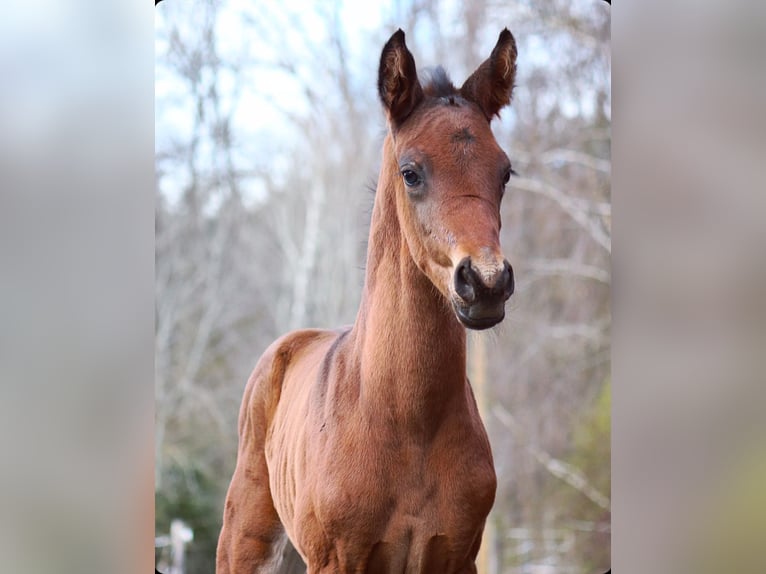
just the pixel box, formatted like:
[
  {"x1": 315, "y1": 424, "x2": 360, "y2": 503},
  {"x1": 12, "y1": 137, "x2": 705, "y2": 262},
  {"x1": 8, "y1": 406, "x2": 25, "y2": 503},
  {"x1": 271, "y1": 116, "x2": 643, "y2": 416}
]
[
  {"x1": 538, "y1": 148, "x2": 611, "y2": 175},
  {"x1": 526, "y1": 258, "x2": 610, "y2": 284},
  {"x1": 511, "y1": 176, "x2": 611, "y2": 253},
  {"x1": 493, "y1": 405, "x2": 611, "y2": 512}
]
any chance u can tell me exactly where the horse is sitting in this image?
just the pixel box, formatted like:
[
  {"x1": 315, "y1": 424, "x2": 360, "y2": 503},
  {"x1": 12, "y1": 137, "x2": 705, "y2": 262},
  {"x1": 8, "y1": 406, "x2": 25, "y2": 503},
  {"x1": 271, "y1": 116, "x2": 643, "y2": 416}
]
[{"x1": 217, "y1": 28, "x2": 518, "y2": 574}]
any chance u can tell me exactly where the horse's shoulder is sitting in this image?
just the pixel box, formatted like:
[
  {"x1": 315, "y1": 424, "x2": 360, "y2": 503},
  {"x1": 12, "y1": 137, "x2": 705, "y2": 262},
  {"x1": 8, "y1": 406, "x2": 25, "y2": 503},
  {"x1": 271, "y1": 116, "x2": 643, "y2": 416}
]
[{"x1": 240, "y1": 328, "x2": 344, "y2": 429}]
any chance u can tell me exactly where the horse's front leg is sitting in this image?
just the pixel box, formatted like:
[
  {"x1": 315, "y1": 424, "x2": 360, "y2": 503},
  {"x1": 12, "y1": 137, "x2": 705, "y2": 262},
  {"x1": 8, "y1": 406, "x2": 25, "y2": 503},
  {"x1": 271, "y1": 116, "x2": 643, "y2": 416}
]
[{"x1": 216, "y1": 439, "x2": 286, "y2": 573}]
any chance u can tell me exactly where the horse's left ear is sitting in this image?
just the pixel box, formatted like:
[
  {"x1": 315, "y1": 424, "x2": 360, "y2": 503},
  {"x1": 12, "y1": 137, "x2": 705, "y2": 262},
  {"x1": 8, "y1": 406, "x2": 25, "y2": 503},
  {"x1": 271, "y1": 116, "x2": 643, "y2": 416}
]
[
  {"x1": 460, "y1": 28, "x2": 517, "y2": 121},
  {"x1": 378, "y1": 29, "x2": 424, "y2": 127}
]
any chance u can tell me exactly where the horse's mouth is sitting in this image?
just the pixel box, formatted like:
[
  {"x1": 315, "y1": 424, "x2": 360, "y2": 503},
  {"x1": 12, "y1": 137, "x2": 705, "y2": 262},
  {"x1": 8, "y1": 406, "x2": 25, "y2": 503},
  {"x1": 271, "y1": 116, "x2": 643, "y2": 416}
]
[{"x1": 453, "y1": 301, "x2": 506, "y2": 330}]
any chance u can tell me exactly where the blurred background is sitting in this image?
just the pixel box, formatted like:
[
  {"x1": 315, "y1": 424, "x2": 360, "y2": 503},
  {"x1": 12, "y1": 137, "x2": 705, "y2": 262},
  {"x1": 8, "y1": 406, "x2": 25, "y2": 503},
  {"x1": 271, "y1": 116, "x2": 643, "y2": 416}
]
[{"x1": 154, "y1": 1, "x2": 611, "y2": 572}]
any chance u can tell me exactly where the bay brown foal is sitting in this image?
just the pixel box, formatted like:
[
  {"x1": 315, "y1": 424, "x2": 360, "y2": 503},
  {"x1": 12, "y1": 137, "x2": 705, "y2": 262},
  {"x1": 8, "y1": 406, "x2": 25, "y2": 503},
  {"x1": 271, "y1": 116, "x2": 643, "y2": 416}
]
[{"x1": 217, "y1": 28, "x2": 518, "y2": 574}]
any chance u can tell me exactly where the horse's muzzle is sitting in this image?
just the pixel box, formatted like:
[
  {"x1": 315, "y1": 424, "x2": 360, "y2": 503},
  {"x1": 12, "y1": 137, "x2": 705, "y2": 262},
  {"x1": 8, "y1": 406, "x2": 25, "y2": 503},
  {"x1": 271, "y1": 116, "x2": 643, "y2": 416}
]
[{"x1": 452, "y1": 256, "x2": 514, "y2": 330}]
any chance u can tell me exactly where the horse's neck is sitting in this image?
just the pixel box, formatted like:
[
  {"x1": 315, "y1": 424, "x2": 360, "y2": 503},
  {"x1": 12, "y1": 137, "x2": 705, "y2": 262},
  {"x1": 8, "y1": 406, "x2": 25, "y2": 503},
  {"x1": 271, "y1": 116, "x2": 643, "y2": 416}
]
[{"x1": 348, "y1": 138, "x2": 467, "y2": 431}]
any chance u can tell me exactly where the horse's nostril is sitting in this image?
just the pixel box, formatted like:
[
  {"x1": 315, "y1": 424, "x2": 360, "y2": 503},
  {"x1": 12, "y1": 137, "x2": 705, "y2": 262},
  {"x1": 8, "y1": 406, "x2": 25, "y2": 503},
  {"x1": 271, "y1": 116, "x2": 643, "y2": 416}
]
[
  {"x1": 454, "y1": 257, "x2": 476, "y2": 304},
  {"x1": 503, "y1": 260, "x2": 515, "y2": 298}
]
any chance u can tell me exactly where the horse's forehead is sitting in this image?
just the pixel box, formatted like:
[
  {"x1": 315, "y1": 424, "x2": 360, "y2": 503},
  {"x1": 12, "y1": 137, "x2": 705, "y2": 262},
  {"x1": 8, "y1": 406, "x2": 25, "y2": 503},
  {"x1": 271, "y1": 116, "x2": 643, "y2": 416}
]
[{"x1": 400, "y1": 105, "x2": 498, "y2": 157}]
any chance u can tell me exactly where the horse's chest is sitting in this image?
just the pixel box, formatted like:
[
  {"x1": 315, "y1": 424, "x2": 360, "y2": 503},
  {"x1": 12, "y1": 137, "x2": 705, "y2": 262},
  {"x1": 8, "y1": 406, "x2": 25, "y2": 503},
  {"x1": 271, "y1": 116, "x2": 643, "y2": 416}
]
[{"x1": 296, "y1": 431, "x2": 496, "y2": 572}]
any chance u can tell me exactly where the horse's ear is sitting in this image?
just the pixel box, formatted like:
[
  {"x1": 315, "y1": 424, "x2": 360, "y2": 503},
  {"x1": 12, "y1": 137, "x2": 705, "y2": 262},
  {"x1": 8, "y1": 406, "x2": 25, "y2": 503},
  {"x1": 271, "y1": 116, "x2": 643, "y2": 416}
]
[
  {"x1": 378, "y1": 29, "x2": 424, "y2": 127},
  {"x1": 460, "y1": 28, "x2": 517, "y2": 121}
]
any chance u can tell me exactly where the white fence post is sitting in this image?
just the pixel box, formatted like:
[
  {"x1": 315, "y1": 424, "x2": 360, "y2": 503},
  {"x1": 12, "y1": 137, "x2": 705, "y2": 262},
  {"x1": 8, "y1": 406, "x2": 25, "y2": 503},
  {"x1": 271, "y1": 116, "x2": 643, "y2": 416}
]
[{"x1": 155, "y1": 519, "x2": 193, "y2": 574}]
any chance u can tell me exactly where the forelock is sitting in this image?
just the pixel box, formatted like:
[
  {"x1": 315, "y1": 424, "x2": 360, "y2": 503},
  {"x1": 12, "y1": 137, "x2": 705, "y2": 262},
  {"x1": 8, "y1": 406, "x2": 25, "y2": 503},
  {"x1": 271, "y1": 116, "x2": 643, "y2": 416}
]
[{"x1": 421, "y1": 66, "x2": 457, "y2": 98}]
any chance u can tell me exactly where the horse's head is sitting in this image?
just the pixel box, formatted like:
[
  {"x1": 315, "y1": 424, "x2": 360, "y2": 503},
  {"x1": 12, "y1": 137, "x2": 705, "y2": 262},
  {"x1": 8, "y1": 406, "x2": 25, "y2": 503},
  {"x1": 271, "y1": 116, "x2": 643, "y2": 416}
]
[{"x1": 378, "y1": 29, "x2": 517, "y2": 330}]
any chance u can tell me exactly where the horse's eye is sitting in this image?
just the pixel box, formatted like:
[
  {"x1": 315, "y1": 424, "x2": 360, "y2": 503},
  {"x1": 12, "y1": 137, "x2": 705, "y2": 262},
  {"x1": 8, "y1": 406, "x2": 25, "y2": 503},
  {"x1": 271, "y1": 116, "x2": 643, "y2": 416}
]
[
  {"x1": 503, "y1": 168, "x2": 515, "y2": 185},
  {"x1": 402, "y1": 170, "x2": 422, "y2": 187}
]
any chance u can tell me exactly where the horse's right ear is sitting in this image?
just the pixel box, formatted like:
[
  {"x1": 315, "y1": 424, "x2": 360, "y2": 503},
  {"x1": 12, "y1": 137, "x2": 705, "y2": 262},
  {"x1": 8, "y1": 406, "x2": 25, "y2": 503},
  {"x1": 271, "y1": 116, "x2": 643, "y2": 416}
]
[{"x1": 378, "y1": 30, "x2": 423, "y2": 128}]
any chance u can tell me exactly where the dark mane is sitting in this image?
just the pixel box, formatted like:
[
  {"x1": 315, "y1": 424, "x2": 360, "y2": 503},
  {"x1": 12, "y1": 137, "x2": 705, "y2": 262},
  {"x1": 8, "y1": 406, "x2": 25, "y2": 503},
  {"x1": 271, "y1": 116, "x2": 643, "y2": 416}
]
[{"x1": 421, "y1": 66, "x2": 457, "y2": 98}]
